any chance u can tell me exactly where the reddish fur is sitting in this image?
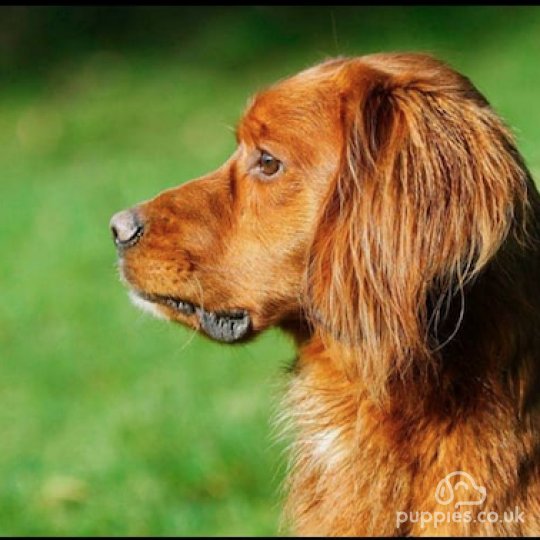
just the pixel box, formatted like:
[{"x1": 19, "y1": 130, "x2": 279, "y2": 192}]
[{"x1": 116, "y1": 53, "x2": 540, "y2": 536}]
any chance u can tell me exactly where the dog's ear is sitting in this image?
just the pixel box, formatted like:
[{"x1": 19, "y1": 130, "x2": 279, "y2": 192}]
[{"x1": 306, "y1": 56, "x2": 528, "y2": 384}]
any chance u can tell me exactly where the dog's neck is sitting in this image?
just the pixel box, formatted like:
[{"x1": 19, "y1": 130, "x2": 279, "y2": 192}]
[{"x1": 281, "y1": 239, "x2": 540, "y2": 536}]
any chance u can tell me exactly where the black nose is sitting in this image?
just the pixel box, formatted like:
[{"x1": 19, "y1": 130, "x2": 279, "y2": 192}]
[{"x1": 110, "y1": 209, "x2": 144, "y2": 249}]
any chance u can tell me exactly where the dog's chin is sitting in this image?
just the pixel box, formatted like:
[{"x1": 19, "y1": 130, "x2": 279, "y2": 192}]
[{"x1": 128, "y1": 290, "x2": 253, "y2": 343}]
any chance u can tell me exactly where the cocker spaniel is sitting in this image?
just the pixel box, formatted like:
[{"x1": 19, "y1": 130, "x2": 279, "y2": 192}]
[{"x1": 110, "y1": 53, "x2": 540, "y2": 536}]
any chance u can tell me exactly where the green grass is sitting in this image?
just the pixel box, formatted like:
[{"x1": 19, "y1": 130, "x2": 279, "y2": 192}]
[{"x1": 0, "y1": 7, "x2": 539, "y2": 536}]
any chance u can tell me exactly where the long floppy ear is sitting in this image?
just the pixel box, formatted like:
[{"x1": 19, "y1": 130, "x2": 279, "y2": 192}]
[{"x1": 306, "y1": 55, "x2": 529, "y2": 386}]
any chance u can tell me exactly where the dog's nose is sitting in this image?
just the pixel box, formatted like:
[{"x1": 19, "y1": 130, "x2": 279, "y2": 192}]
[{"x1": 110, "y1": 209, "x2": 144, "y2": 249}]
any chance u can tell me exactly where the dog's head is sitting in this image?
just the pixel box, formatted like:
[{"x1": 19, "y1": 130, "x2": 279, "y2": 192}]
[
  {"x1": 111, "y1": 53, "x2": 529, "y2": 365},
  {"x1": 110, "y1": 57, "x2": 346, "y2": 342}
]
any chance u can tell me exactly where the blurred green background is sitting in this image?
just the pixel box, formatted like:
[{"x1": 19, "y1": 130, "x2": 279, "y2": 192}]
[{"x1": 0, "y1": 6, "x2": 539, "y2": 536}]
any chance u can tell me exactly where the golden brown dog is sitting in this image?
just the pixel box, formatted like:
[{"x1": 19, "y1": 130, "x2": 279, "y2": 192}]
[{"x1": 110, "y1": 53, "x2": 540, "y2": 536}]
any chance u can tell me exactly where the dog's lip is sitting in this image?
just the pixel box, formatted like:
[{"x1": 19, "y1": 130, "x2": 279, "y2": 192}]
[
  {"x1": 133, "y1": 290, "x2": 196, "y2": 316},
  {"x1": 195, "y1": 306, "x2": 252, "y2": 343},
  {"x1": 133, "y1": 290, "x2": 252, "y2": 343}
]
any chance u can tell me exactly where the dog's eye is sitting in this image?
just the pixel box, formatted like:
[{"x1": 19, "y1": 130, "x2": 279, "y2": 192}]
[{"x1": 258, "y1": 151, "x2": 282, "y2": 177}]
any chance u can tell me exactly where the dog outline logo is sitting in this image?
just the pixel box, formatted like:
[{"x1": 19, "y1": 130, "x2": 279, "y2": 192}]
[{"x1": 435, "y1": 471, "x2": 487, "y2": 508}]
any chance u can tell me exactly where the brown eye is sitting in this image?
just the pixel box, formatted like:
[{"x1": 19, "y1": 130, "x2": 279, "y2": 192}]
[{"x1": 258, "y1": 151, "x2": 282, "y2": 177}]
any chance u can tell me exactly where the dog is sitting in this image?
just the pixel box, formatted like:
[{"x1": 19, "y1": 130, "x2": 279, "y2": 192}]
[{"x1": 110, "y1": 53, "x2": 540, "y2": 536}]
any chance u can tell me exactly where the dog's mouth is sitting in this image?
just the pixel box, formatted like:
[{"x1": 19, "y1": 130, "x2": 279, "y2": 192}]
[{"x1": 134, "y1": 291, "x2": 252, "y2": 343}]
